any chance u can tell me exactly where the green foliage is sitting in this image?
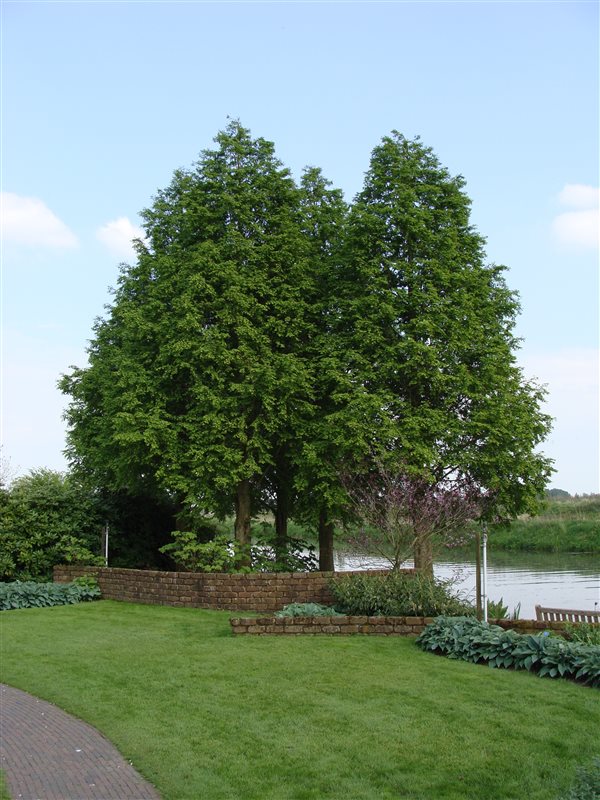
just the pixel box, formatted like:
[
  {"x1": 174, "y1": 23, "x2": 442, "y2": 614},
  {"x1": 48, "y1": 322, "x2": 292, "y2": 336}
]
[
  {"x1": 563, "y1": 622, "x2": 600, "y2": 647},
  {"x1": 0, "y1": 469, "x2": 105, "y2": 581},
  {"x1": 558, "y1": 757, "x2": 600, "y2": 800},
  {"x1": 490, "y1": 495, "x2": 600, "y2": 553},
  {"x1": 275, "y1": 602, "x2": 339, "y2": 617},
  {"x1": 486, "y1": 597, "x2": 522, "y2": 622},
  {"x1": 159, "y1": 532, "x2": 237, "y2": 572},
  {"x1": 487, "y1": 597, "x2": 509, "y2": 619},
  {"x1": 72, "y1": 575, "x2": 100, "y2": 592},
  {"x1": 328, "y1": 571, "x2": 474, "y2": 617},
  {"x1": 0, "y1": 580, "x2": 101, "y2": 611},
  {"x1": 159, "y1": 529, "x2": 318, "y2": 573},
  {"x1": 59, "y1": 123, "x2": 554, "y2": 571},
  {"x1": 343, "y1": 132, "x2": 553, "y2": 544},
  {"x1": 416, "y1": 617, "x2": 600, "y2": 687},
  {"x1": 60, "y1": 121, "x2": 319, "y2": 551},
  {"x1": 250, "y1": 531, "x2": 318, "y2": 573}
]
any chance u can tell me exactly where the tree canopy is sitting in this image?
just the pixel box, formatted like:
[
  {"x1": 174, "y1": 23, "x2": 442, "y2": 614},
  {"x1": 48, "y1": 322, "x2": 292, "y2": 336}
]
[{"x1": 60, "y1": 122, "x2": 553, "y2": 571}]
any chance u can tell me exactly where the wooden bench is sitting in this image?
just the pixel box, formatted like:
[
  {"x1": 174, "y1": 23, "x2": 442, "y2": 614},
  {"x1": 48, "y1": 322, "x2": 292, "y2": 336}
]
[{"x1": 535, "y1": 605, "x2": 600, "y2": 624}]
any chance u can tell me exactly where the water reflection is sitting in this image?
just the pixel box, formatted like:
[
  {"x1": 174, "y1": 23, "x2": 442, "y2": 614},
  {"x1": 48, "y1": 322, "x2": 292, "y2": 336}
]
[{"x1": 333, "y1": 548, "x2": 600, "y2": 619}]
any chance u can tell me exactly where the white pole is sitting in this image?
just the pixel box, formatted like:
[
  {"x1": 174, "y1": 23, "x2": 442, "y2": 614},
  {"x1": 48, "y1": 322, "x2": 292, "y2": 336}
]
[
  {"x1": 104, "y1": 524, "x2": 109, "y2": 567},
  {"x1": 482, "y1": 523, "x2": 488, "y2": 623}
]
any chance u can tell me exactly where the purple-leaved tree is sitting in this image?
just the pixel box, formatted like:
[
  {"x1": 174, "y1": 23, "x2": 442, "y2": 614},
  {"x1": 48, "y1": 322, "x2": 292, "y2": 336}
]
[{"x1": 342, "y1": 464, "x2": 488, "y2": 575}]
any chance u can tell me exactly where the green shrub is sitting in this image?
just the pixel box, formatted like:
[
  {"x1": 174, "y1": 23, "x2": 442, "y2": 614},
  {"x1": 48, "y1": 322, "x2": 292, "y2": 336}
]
[
  {"x1": 0, "y1": 580, "x2": 101, "y2": 611},
  {"x1": 275, "y1": 603, "x2": 340, "y2": 618},
  {"x1": 159, "y1": 532, "x2": 237, "y2": 572},
  {"x1": 563, "y1": 622, "x2": 600, "y2": 647},
  {"x1": 159, "y1": 530, "x2": 318, "y2": 573},
  {"x1": 416, "y1": 617, "x2": 600, "y2": 687},
  {"x1": 328, "y1": 572, "x2": 474, "y2": 617},
  {"x1": 72, "y1": 575, "x2": 101, "y2": 592},
  {"x1": 0, "y1": 469, "x2": 106, "y2": 581},
  {"x1": 558, "y1": 757, "x2": 600, "y2": 800}
]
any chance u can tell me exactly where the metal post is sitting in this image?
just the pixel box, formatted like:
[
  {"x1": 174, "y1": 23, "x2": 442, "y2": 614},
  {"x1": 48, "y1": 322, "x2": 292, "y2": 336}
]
[
  {"x1": 104, "y1": 524, "x2": 109, "y2": 567},
  {"x1": 475, "y1": 528, "x2": 482, "y2": 620},
  {"x1": 482, "y1": 523, "x2": 488, "y2": 623}
]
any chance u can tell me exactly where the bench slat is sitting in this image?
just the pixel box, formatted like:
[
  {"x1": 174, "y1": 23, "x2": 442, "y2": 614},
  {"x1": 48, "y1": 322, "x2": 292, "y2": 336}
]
[{"x1": 535, "y1": 604, "x2": 600, "y2": 624}]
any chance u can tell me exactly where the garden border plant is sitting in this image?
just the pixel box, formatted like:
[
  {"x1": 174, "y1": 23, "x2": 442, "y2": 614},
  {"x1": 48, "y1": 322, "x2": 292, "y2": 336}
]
[
  {"x1": 416, "y1": 616, "x2": 600, "y2": 687},
  {"x1": 328, "y1": 570, "x2": 474, "y2": 617},
  {"x1": 0, "y1": 577, "x2": 101, "y2": 611}
]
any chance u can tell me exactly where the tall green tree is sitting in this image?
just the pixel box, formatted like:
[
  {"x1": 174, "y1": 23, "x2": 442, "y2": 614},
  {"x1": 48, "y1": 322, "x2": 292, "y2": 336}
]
[
  {"x1": 61, "y1": 126, "x2": 553, "y2": 574},
  {"x1": 293, "y1": 166, "x2": 390, "y2": 569},
  {"x1": 343, "y1": 132, "x2": 553, "y2": 571},
  {"x1": 61, "y1": 122, "x2": 316, "y2": 562}
]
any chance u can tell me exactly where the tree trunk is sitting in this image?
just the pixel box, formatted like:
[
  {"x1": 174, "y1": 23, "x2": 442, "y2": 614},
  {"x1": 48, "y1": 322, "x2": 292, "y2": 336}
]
[
  {"x1": 318, "y1": 509, "x2": 335, "y2": 572},
  {"x1": 413, "y1": 533, "x2": 434, "y2": 577},
  {"x1": 234, "y1": 478, "x2": 252, "y2": 567}
]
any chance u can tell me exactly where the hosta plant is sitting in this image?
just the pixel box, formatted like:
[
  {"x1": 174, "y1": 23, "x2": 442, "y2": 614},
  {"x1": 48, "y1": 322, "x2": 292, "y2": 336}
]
[
  {"x1": 0, "y1": 579, "x2": 101, "y2": 611},
  {"x1": 416, "y1": 616, "x2": 600, "y2": 687},
  {"x1": 275, "y1": 603, "x2": 340, "y2": 618}
]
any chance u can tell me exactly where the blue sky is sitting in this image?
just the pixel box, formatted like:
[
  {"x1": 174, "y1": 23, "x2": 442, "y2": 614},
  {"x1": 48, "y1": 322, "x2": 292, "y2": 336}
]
[{"x1": 2, "y1": 0, "x2": 598, "y2": 494}]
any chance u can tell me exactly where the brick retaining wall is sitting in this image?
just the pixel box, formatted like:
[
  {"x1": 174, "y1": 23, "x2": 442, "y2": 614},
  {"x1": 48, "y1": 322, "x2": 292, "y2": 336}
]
[
  {"x1": 230, "y1": 615, "x2": 434, "y2": 635},
  {"x1": 229, "y1": 615, "x2": 574, "y2": 636},
  {"x1": 53, "y1": 565, "x2": 402, "y2": 612},
  {"x1": 54, "y1": 565, "x2": 575, "y2": 635}
]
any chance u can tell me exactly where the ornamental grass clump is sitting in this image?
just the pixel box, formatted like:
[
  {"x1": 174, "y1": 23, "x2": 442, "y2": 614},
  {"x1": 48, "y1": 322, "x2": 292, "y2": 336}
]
[
  {"x1": 328, "y1": 571, "x2": 473, "y2": 617},
  {"x1": 416, "y1": 616, "x2": 600, "y2": 687},
  {"x1": 0, "y1": 578, "x2": 101, "y2": 611}
]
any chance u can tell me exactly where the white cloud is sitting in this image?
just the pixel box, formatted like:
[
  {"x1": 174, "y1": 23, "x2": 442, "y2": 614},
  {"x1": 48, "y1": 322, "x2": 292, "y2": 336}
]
[
  {"x1": 558, "y1": 184, "x2": 600, "y2": 209},
  {"x1": 553, "y1": 209, "x2": 599, "y2": 249},
  {"x1": 96, "y1": 216, "x2": 145, "y2": 261},
  {"x1": 519, "y1": 347, "x2": 600, "y2": 495},
  {"x1": 553, "y1": 184, "x2": 599, "y2": 249},
  {"x1": 1, "y1": 192, "x2": 78, "y2": 248}
]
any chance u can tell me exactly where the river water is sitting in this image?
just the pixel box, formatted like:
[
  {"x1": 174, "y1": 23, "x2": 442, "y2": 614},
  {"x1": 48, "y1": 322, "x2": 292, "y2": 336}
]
[{"x1": 333, "y1": 548, "x2": 600, "y2": 620}]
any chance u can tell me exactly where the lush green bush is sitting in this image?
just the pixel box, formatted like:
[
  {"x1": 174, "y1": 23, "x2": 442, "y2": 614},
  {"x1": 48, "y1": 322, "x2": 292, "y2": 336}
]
[
  {"x1": 558, "y1": 757, "x2": 600, "y2": 800},
  {"x1": 159, "y1": 529, "x2": 318, "y2": 573},
  {"x1": 328, "y1": 572, "x2": 474, "y2": 617},
  {"x1": 0, "y1": 579, "x2": 101, "y2": 611},
  {"x1": 563, "y1": 622, "x2": 600, "y2": 647},
  {"x1": 0, "y1": 469, "x2": 105, "y2": 581},
  {"x1": 275, "y1": 602, "x2": 339, "y2": 618},
  {"x1": 159, "y1": 532, "x2": 237, "y2": 572},
  {"x1": 416, "y1": 617, "x2": 600, "y2": 687}
]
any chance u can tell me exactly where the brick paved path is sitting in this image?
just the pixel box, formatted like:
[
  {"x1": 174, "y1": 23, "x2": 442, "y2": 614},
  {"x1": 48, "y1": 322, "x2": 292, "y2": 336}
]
[{"x1": 0, "y1": 684, "x2": 161, "y2": 799}]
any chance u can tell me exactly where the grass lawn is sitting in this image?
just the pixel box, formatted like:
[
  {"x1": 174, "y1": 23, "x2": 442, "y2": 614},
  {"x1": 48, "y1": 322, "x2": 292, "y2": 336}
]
[
  {"x1": 1, "y1": 601, "x2": 598, "y2": 800},
  {"x1": 0, "y1": 771, "x2": 9, "y2": 800}
]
